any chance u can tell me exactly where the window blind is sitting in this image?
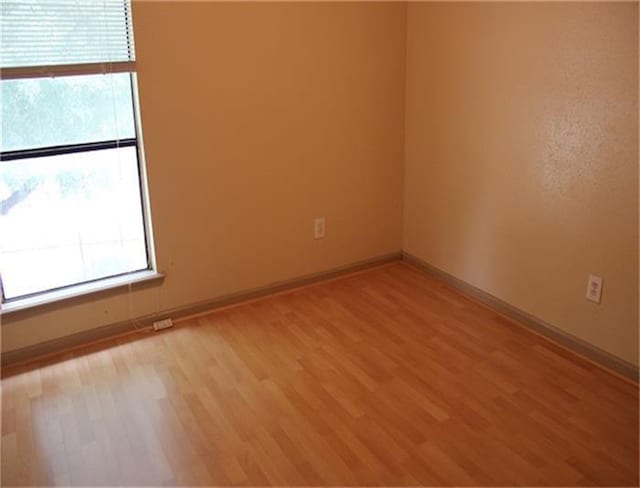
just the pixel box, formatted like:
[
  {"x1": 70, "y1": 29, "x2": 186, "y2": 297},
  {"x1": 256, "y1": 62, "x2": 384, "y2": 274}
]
[{"x1": 0, "y1": 0, "x2": 135, "y2": 78}]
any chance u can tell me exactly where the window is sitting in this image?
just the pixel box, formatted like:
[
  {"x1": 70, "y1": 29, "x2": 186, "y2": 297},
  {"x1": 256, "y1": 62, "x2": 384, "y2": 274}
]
[{"x1": 0, "y1": 0, "x2": 155, "y2": 305}]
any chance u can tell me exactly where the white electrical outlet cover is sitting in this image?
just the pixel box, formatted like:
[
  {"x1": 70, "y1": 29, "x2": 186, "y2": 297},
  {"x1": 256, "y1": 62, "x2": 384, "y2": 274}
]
[
  {"x1": 153, "y1": 318, "x2": 174, "y2": 331},
  {"x1": 585, "y1": 274, "x2": 603, "y2": 304},
  {"x1": 314, "y1": 217, "x2": 325, "y2": 239}
]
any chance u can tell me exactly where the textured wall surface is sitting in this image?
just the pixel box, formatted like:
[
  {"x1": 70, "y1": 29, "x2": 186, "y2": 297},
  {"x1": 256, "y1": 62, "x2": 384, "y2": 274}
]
[
  {"x1": 2, "y1": 2, "x2": 406, "y2": 352},
  {"x1": 404, "y1": 2, "x2": 639, "y2": 365},
  {"x1": 3, "y1": 2, "x2": 637, "y2": 367}
]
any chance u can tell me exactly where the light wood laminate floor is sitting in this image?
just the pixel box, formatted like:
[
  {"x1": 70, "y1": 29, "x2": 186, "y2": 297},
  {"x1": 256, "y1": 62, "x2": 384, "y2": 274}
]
[{"x1": 2, "y1": 263, "x2": 638, "y2": 486}]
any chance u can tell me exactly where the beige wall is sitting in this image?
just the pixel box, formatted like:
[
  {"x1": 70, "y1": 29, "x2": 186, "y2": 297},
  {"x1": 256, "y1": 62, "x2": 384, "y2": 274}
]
[
  {"x1": 404, "y1": 2, "x2": 639, "y2": 365},
  {"x1": 3, "y1": 2, "x2": 638, "y2": 369},
  {"x1": 1, "y1": 2, "x2": 406, "y2": 352}
]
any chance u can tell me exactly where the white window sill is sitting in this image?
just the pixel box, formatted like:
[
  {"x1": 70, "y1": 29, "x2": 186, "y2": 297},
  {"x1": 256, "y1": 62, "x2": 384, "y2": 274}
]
[{"x1": 0, "y1": 270, "x2": 164, "y2": 315}]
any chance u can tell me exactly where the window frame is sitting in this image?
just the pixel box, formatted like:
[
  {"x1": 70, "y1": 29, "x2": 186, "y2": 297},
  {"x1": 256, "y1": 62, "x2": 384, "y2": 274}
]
[{"x1": 0, "y1": 70, "x2": 159, "y2": 310}]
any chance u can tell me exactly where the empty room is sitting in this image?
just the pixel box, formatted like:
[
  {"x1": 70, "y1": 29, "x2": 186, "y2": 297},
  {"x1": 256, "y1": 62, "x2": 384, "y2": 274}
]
[{"x1": 0, "y1": 0, "x2": 638, "y2": 486}]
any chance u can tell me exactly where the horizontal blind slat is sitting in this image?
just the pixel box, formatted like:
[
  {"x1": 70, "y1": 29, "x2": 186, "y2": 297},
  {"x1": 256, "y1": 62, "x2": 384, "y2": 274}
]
[{"x1": 0, "y1": 0, "x2": 135, "y2": 69}]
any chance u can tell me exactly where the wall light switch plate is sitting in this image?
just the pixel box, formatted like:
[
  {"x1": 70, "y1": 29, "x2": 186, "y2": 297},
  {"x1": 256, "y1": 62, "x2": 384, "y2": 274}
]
[{"x1": 585, "y1": 274, "x2": 603, "y2": 304}]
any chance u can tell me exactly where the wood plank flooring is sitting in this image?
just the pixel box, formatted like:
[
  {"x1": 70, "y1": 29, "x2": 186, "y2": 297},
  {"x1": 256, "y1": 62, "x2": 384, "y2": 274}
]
[{"x1": 1, "y1": 263, "x2": 638, "y2": 486}]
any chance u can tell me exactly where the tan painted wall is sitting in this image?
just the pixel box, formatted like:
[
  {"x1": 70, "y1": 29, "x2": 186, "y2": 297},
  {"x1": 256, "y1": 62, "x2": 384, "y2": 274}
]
[
  {"x1": 3, "y1": 2, "x2": 637, "y2": 369},
  {"x1": 404, "y1": 2, "x2": 639, "y2": 365},
  {"x1": 1, "y1": 2, "x2": 406, "y2": 352}
]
